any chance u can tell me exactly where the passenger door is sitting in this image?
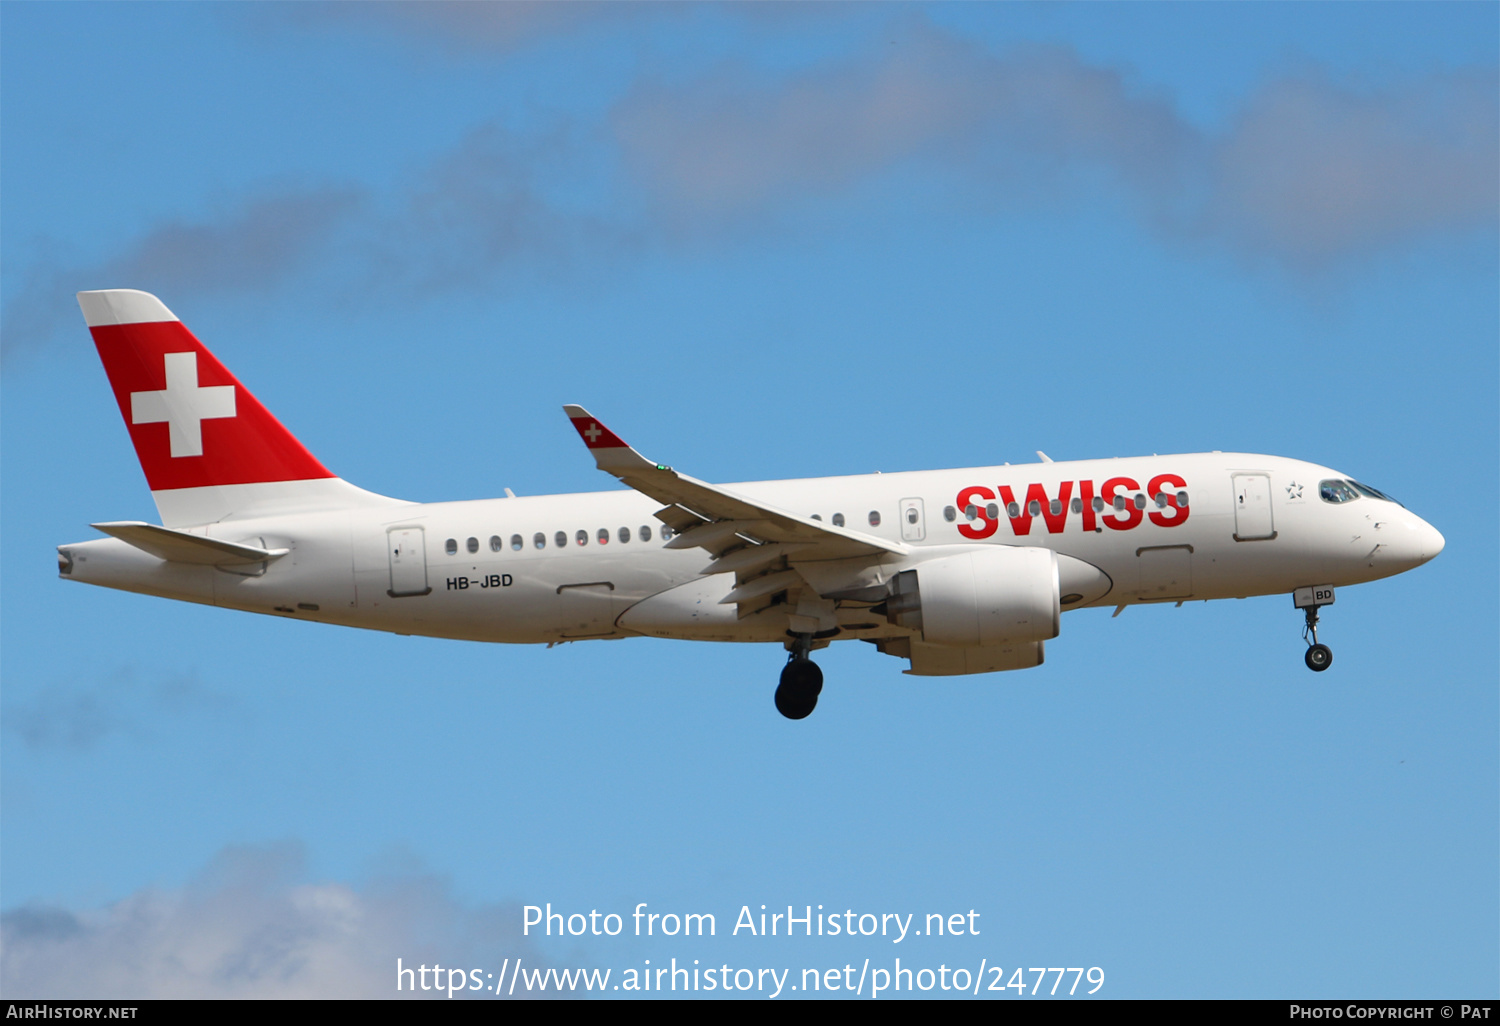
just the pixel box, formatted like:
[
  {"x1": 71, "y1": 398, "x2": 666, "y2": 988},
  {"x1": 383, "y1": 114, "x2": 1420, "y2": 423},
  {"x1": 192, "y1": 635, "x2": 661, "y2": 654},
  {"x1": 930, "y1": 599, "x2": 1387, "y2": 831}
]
[
  {"x1": 387, "y1": 527, "x2": 431, "y2": 597},
  {"x1": 1232, "y1": 474, "x2": 1275, "y2": 541}
]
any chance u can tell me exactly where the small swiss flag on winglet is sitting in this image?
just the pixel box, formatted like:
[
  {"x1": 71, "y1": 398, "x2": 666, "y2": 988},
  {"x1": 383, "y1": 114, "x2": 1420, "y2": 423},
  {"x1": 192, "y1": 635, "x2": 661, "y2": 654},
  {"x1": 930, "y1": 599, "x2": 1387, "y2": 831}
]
[{"x1": 564, "y1": 409, "x2": 629, "y2": 449}]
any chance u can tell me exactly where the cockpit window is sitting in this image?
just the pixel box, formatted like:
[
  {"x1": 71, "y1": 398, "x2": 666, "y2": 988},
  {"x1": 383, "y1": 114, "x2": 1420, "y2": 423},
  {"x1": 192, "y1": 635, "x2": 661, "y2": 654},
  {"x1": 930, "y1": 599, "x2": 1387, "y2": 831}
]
[
  {"x1": 1320, "y1": 478, "x2": 1402, "y2": 506},
  {"x1": 1319, "y1": 480, "x2": 1359, "y2": 504},
  {"x1": 1349, "y1": 480, "x2": 1401, "y2": 505}
]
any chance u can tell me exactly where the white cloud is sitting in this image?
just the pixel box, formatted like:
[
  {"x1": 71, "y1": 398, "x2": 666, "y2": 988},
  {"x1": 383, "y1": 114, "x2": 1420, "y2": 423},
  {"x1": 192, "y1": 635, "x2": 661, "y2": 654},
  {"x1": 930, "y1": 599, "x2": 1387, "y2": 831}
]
[
  {"x1": 7, "y1": 22, "x2": 1492, "y2": 363},
  {"x1": 4, "y1": 670, "x2": 233, "y2": 753},
  {"x1": 2, "y1": 188, "x2": 361, "y2": 364},
  {"x1": 612, "y1": 27, "x2": 1498, "y2": 263},
  {"x1": 1207, "y1": 69, "x2": 1498, "y2": 261},
  {"x1": 285, "y1": 0, "x2": 677, "y2": 55},
  {"x1": 1, "y1": 844, "x2": 549, "y2": 999}
]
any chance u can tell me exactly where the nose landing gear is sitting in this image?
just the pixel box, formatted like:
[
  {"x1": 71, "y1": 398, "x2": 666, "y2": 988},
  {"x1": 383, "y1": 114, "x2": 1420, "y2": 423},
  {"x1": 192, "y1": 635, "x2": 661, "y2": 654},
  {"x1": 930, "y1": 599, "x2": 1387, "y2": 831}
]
[
  {"x1": 1294, "y1": 587, "x2": 1335, "y2": 672},
  {"x1": 774, "y1": 633, "x2": 824, "y2": 719}
]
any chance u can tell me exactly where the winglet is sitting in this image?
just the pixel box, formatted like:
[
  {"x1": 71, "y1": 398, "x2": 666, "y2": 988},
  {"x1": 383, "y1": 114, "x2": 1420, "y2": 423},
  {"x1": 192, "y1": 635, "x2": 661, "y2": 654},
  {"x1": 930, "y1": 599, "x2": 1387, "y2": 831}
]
[
  {"x1": 563, "y1": 405, "x2": 630, "y2": 450},
  {"x1": 563, "y1": 406, "x2": 659, "y2": 473}
]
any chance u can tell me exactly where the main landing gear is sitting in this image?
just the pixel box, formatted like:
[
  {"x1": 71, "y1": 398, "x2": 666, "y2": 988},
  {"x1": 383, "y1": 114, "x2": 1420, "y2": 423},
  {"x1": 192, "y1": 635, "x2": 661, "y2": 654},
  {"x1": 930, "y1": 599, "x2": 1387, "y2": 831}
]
[
  {"x1": 775, "y1": 634, "x2": 824, "y2": 720},
  {"x1": 1297, "y1": 593, "x2": 1333, "y2": 672}
]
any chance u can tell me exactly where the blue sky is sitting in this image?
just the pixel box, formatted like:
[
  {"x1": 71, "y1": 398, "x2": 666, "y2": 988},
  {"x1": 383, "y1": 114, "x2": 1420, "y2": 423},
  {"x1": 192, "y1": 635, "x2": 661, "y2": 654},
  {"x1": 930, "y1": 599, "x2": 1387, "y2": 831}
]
[{"x1": 2, "y1": 2, "x2": 1495, "y2": 999}]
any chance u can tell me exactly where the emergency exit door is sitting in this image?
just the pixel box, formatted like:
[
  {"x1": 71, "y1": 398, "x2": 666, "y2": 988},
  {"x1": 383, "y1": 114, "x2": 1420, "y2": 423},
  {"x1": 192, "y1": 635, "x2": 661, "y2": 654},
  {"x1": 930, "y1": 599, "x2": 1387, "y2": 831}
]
[
  {"x1": 387, "y1": 527, "x2": 431, "y2": 597},
  {"x1": 1232, "y1": 474, "x2": 1276, "y2": 541},
  {"x1": 899, "y1": 498, "x2": 926, "y2": 542}
]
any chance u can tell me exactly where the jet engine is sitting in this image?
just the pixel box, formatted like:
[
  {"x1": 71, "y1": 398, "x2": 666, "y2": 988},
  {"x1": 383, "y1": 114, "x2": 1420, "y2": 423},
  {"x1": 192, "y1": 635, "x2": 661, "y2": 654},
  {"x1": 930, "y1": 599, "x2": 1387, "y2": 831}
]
[{"x1": 884, "y1": 546, "x2": 1060, "y2": 647}]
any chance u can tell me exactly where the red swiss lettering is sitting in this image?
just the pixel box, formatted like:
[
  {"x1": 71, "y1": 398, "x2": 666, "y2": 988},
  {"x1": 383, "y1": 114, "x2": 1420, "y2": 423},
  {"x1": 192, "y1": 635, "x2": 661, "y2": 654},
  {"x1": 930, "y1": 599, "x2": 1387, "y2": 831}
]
[
  {"x1": 998, "y1": 482, "x2": 1073, "y2": 536},
  {"x1": 955, "y1": 485, "x2": 997, "y2": 540},
  {"x1": 1078, "y1": 479, "x2": 1097, "y2": 532},
  {"x1": 1100, "y1": 476, "x2": 1143, "y2": 531},
  {"x1": 1147, "y1": 473, "x2": 1190, "y2": 527}
]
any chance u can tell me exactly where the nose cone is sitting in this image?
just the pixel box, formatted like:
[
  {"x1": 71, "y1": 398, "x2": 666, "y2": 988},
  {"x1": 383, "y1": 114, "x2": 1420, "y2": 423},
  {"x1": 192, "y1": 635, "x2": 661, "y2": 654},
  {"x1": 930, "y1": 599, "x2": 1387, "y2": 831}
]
[
  {"x1": 1416, "y1": 518, "x2": 1445, "y2": 564},
  {"x1": 1383, "y1": 512, "x2": 1444, "y2": 570}
]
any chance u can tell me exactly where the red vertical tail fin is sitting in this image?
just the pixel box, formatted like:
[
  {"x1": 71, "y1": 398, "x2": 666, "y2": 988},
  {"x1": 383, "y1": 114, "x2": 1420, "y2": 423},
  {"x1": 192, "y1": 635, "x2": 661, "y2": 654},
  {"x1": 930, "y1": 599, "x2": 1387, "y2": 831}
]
[{"x1": 80, "y1": 290, "x2": 403, "y2": 526}]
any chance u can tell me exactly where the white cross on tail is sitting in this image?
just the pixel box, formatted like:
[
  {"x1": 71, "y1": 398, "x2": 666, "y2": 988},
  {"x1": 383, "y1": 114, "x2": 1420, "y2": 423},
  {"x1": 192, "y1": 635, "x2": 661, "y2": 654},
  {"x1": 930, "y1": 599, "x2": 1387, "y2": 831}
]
[
  {"x1": 584, "y1": 423, "x2": 602, "y2": 443},
  {"x1": 130, "y1": 352, "x2": 236, "y2": 458}
]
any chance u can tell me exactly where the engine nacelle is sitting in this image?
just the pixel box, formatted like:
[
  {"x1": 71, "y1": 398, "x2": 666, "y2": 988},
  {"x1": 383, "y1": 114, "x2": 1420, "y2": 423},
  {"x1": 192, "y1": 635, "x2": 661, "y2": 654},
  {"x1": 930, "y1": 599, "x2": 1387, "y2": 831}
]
[{"x1": 885, "y1": 546, "x2": 1060, "y2": 648}]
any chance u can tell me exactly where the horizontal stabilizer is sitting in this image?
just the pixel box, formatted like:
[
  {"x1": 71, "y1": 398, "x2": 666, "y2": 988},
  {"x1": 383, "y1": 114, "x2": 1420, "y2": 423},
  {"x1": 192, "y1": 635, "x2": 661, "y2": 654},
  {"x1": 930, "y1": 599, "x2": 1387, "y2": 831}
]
[{"x1": 91, "y1": 521, "x2": 289, "y2": 566}]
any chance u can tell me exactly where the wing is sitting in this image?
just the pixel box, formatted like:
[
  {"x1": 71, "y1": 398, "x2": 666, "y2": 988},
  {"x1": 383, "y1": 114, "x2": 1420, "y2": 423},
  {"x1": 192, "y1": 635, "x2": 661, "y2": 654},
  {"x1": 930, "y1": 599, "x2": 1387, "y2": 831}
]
[{"x1": 563, "y1": 406, "x2": 908, "y2": 628}]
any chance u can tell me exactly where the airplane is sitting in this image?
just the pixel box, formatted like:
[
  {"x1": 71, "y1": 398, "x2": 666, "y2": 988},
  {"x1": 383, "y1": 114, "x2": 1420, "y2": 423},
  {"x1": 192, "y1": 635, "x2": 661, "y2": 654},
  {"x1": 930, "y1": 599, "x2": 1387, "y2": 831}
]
[{"x1": 57, "y1": 289, "x2": 1445, "y2": 719}]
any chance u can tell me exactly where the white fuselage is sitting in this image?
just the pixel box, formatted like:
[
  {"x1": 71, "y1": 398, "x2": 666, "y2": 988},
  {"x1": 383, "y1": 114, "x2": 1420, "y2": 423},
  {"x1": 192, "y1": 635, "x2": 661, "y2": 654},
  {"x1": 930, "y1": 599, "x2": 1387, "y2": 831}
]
[{"x1": 59, "y1": 452, "x2": 1442, "y2": 652}]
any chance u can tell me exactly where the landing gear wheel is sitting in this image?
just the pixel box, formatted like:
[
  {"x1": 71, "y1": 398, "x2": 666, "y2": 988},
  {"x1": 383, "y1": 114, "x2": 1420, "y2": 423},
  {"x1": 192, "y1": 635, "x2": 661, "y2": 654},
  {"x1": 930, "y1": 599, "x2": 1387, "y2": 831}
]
[
  {"x1": 1305, "y1": 643, "x2": 1333, "y2": 672},
  {"x1": 775, "y1": 658, "x2": 823, "y2": 720},
  {"x1": 1298, "y1": 599, "x2": 1333, "y2": 673}
]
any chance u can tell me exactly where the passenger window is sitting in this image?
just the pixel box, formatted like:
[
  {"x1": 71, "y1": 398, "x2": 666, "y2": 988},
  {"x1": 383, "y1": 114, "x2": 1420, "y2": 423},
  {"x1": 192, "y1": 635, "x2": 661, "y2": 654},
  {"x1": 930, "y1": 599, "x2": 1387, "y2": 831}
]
[
  {"x1": 964, "y1": 504, "x2": 977, "y2": 520},
  {"x1": 1028, "y1": 500, "x2": 1041, "y2": 516},
  {"x1": 943, "y1": 506, "x2": 956, "y2": 522},
  {"x1": 576, "y1": 530, "x2": 588, "y2": 546},
  {"x1": 1113, "y1": 496, "x2": 1126, "y2": 511},
  {"x1": 534, "y1": 533, "x2": 546, "y2": 549},
  {"x1": 868, "y1": 511, "x2": 881, "y2": 527},
  {"x1": 986, "y1": 503, "x2": 1000, "y2": 520},
  {"x1": 1050, "y1": 499, "x2": 1062, "y2": 516},
  {"x1": 555, "y1": 531, "x2": 567, "y2": 548},
  {"x1": 489, "y1": 535, "x2": 502, "y2": 552},
  {"x1": 639, "y1": 525, "x2": 653, "y2": 542},
  {"x1": 619, "y1": 527, "x2": 631, "y2": 544},
  {"x1": 1176, "y1": 491, "x2": 1189, "y2": 507},
  {"x1": 445, "y1": 538, "x2": 457, "y2": 555},
  {"x1": 906, "y1": 508, "x2": 918, "y2": 524},
  {"x1": 1093, "y1": 496, "x2": 1105, "y2": 512},
  {"x1": 832, "y1": 513, "x2": 845, "y2": 527},
  {"x1": 1006, "y1": 502, "x2": 1020, "y2": 518},
  {"x1": 1071, "y1": 498, "x2": 1082, "y2": 514},
  {"x1": 1133, "y1": 494, "x2": 1146, "y2": 510},
  {"x1": 811, "y1": 514, "x2": 822, "y2": 521},
  {"x1": 598, "y1": 528, "x2": 610, "y2": 545},
  {"x1": 660, "y1": 526, "x2": 674, "y2": 541},
  {"x1": 467, "y1": 537, "x2": 479, "y2": 554},
  {"x1": 1154, "y1": 493, "x2": 1167, "y2": 508},
  {"x1": 511, "y1": 534, "x2": 523, "y2": 551}
]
